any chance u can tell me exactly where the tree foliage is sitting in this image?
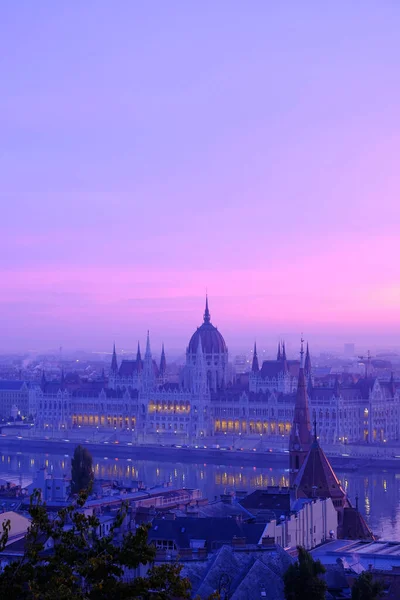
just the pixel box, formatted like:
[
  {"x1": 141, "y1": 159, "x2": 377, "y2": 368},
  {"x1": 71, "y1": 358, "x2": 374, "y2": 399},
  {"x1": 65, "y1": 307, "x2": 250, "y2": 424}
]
[
  {"x1": 351, "y1": 571, "x2": 384, "y2": 600},
  {"x1": 0, "y1": 489, "x2": 192, "y2": 600},
  {"x1": 71, "y1": 445, "x2": 94, "y2": 494},
  {"x1": 284, "y1": 546, "x2": 327, "y2": 600}
]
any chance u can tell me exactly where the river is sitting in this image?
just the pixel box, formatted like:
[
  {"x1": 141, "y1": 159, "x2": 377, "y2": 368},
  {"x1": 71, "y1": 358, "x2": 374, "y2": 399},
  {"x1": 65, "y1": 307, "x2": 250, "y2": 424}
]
[{"x1": 1, "y1": 450, "x2": 399, "y2": 541}]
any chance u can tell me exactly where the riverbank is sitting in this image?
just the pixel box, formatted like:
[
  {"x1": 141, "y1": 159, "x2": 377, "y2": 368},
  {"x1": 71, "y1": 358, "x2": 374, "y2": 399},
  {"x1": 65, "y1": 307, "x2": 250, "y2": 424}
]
[{"x1": 1, "y1": 435, "x2": 400, "y2": 471}]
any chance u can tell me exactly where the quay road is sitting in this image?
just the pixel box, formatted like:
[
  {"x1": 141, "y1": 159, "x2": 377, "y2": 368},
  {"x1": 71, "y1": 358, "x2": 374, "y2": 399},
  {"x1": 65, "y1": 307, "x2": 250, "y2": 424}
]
[{"x1": 0, "y1": 435, "x2": 399, "y2": 471}]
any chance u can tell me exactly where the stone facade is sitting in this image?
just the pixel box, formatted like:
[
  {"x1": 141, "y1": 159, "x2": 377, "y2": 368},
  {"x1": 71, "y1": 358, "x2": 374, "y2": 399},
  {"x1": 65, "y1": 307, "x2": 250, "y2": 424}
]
[{"x1": 9, "y1": 298, "x2": 400, "y2": 445}]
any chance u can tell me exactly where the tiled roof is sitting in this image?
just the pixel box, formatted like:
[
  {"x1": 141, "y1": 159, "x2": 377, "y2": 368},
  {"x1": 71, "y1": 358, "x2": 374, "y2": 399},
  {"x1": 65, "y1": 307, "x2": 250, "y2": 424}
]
[
  {"x1": 294, "y1": 438, "x2": 345, "y2": 502},
  {"x1": 148, "y1": 517, "x2": 265, "y2": 551}
]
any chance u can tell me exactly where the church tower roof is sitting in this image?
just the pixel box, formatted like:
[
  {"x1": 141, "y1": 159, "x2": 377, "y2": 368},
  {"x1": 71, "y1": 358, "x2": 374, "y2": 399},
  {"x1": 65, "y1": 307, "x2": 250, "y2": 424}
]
[
  {"x1": 304, "y1": 342, "x2": 311, "y2": 376},
  {"x1": 159, "y1": 343, "x2": 166, "y2": 376},
  {"x1": 111, "y1": 343, "x2": 118, "y2": 374},
  {"x1": 277, "y1": 342, "x2": 281, "y2": 361},
  {"x1": 204, "y1": 294, "x2": 210, "y2": 324},
  {"x1": 290, "y1": 340, "x2": 312, "y2": 451},
  {"x1": 294, "y1": 421, "x2": 346, "y2": 504},
  {"x1": 289, "y1": 339, "x2": 312, "y2": 485},
  {"x1": 251, "y1": 342, "x2": 259, "y2": 373}
]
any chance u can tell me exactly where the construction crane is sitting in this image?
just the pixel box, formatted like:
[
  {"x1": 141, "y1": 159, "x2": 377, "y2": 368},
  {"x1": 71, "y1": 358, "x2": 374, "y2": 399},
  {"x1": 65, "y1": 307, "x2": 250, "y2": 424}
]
[{"x1": 358, "y1": 350, "x2": 374, "y2": 377}]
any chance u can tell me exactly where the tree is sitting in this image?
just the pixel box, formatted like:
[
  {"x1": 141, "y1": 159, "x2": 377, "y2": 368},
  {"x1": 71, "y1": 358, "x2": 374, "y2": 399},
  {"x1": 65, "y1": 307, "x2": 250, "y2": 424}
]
[
  {"x1": 284, "y1": 546, "x2": 327, "y2": 600},
  {"x1": 0, "y1": 488, "x2": 193, "y2": 599},
  {"x1": 351, "y1": 571, "x2": 384, "y2": 600},
  {"x1": 71, "y1": 444, "x2": 94, "y2": 494}
]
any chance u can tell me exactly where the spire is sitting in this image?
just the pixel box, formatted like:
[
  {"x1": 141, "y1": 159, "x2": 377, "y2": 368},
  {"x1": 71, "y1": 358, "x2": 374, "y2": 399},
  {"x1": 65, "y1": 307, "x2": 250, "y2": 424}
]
[
  {"x1": 289, "y1": 337, "x2": 312, "y2": 485},
  {"x1": 143, "y1": 331, "x2": 155, "y2": 391},
  {"x1": 204, "y1": 295, "x2": 211, "y2": 324},
  {"x1": 282, "y1": 341, "x2": 287, "y2": 361},
  {"x1": 277, "y1": 341, "x2": 281, "y2": 361},
  {"x1": 159, "y1": 343, "x2": 166, "y2": 376},
  {"x1": 145, "y1": 330, "x2": 151, "y2": 357},
  {"x1": 300, "y1": 337, "x2": 305, "y2": 368},
  {"x1": 111, "y1": 342, "x2": 118, "y2": 374},
  {"x1": 251, "y1": 341, "x2": 259, "y2": 373},
  {"x1": 304, "y1": 342, "x2": 311, "y2": 376},
  {"x1": 60, "y1": 368, "x2": 65, "y2": 390},
  {"x1": 136, "y1": 341, "x2": 142, "y2": 372}
]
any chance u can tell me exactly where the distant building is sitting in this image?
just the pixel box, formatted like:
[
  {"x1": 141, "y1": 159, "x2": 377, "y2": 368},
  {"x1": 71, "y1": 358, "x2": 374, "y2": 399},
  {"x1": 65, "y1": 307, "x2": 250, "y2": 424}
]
[{"x1": 20, "y1": 296, "x2": 400, "y2": 446}]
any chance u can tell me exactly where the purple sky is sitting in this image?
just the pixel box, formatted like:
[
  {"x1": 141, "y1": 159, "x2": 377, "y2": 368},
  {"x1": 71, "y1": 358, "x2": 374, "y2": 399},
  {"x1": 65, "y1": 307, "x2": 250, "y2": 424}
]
[{"x1": 2, "y1": 2, "x2": 400, "y2": 353}]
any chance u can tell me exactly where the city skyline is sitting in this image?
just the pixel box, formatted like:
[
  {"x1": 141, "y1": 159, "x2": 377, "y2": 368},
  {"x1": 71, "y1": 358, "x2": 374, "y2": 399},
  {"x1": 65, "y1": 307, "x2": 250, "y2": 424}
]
[{"x1": 2, "y1": 2, "x2": 400, "y2": 350}]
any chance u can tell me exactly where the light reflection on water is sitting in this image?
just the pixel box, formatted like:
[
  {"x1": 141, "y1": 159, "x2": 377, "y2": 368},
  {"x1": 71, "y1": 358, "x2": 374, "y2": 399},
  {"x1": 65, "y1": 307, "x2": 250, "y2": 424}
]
[{"x1": 1, "y1": 451, "x2": 399, "y2": 540}]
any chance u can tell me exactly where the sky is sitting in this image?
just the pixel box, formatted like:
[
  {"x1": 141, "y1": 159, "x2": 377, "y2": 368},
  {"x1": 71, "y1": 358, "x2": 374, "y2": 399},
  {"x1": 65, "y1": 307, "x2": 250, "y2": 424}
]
[{"x1": 1, "y1": 1, "x2": 400, "y2": 353}]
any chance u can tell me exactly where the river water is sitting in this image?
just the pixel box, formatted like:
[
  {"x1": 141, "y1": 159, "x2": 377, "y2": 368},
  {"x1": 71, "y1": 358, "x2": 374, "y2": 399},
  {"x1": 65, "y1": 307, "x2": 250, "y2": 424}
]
[{"x1": 1, "y1": 450, "x2": 399, "y2": 541}]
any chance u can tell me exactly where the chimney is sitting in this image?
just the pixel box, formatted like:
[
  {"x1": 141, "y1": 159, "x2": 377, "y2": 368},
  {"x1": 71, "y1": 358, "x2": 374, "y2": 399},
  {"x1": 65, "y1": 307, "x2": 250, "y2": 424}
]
[
  {"x1": 179, "y1": 548, "x2": 193, "y2": 560},
  {"x1": 232, "y1": 536, "x2": 246, "y2": 547},
  {"x1": 262, "y1": 536, "x2": 275, "y2": 547}
]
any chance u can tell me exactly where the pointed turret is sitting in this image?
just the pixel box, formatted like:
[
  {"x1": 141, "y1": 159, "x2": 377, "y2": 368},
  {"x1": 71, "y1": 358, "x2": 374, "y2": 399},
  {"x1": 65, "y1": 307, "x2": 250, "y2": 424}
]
[
  {"x1": 145, "y1": 331, "x2": 151, "y2": 357},
  {"x1": 304, "y1": 343, "x2": 311, "y2": 377},
  {"x1": 136, "y1": 341, "x2": 142, "y2": 372},
  {"x1": 289, "y1": 339, "x2": 312, "y2": 485},
  {"x1": 281, "y1": 340, "x2": 288, "y2": 373},
  {"x1": 60, "y1": 368, "x2": 65, "y2": 390},
  {"x1": 204, "y1": 294, "x2": 211, "y2": 324},
  {"x1": 143, "y1": 331, "x2": 155, "y2": 391},
  {"x1": 277, "y1": 341, "x2": 281, "y2": 361},
  {"x1": 294, "y1": 422, "x2": 346, "y2": 508},
  {"x1": 111, "y1": 343, "x2": 118, "y2": 374},
  {"x1": 251, "y1": 341, "x2": 259, "y2": 373},
  {"x1": 159, "y1": 343, "x2": 166, "y2": 377}
]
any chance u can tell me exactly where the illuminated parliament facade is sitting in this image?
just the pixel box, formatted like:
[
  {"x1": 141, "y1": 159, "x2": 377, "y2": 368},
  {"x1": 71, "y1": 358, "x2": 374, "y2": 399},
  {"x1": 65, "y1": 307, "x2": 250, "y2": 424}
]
[{"x1": 30, "y1": 298, "x2": 400, "y2": 445}]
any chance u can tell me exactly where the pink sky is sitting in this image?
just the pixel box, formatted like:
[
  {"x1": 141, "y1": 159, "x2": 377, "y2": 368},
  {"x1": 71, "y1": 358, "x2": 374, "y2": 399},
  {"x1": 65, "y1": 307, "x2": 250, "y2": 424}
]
[{"x1": 1, "y1": 2, "x2": 400, "y2": 352}]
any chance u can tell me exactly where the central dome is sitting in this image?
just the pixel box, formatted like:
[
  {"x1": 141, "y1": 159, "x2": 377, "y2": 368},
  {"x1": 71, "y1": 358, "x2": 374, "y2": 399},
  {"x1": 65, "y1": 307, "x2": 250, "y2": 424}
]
[{"x1": 188, "y1": 297, "x2": 227, "y2": 355}]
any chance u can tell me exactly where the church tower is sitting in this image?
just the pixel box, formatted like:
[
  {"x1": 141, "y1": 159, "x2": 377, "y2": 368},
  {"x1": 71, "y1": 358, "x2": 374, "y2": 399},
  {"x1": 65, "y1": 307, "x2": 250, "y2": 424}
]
[
  {"x1": 289, "y1": 339, "x2": 312, "y2": 486},
  {"x1": 251, "y1": 342, "x2": 259, "y2": 373}
]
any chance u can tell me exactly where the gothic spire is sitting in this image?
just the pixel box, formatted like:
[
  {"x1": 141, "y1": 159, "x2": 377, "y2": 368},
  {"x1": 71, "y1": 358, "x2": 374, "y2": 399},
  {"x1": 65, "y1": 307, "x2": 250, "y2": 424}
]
[
  {"x1": 204, "y1": 294, "x2": 211, "y2": 324},
  {"x1": 111, "y1": 342, "x2": 118, "y2": 374},
  {"x1": 289, "y1": 338, "x2": 312, "y2": 484},
  {"x1": 277, "y1": 341, "x2": 281, "y2": 361},
  {"x1": 251, "y1": 341, "x2": 259, "y2": 373},
  {"x1": 145, "y1": 330, "x2": 152, "y2": 357},
  {"x1": 304, "y1": 342, "x2": 311, "y2": 376},
  {"x1": 159, "y1": 343, "x2": 166, "y2": 376},
  {"x1": 282, "y1": 340, "x2": 287, "y2": 361}
]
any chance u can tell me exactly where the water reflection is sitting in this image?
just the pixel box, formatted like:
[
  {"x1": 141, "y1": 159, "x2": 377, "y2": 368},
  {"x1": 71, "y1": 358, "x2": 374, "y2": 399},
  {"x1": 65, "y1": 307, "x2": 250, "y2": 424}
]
[{"x1": 0, "y1": 451, "x2": 399, "y2": 540}]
